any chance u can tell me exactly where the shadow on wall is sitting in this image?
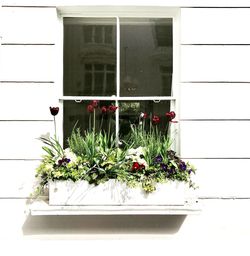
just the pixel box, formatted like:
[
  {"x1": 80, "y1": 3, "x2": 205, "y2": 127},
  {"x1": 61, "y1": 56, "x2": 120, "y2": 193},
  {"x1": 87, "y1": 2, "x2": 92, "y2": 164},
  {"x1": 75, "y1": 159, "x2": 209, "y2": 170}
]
[{"x1": 22, "y1": 215, "x2": 186, "y2": 236}]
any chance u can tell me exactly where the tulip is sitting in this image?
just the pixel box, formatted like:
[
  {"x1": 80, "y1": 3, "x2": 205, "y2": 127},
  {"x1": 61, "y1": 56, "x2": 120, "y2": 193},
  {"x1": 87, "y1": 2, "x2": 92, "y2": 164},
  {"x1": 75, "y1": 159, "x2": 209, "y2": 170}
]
[
  {"x1": 165, "y1": 111, "x2": 177, "y2": 123},
  {"x1": 101, "y1": 106, "x2": 107, "y2": 114},
  {"x1": 49, "y1": 107, "x2": 59, "y2": 138},
  {"x1": 152, "y1": 115, "x2": 160, "y2": 124},
  {"x1": 87, "y1": 104, "x2": 94, "y2": 113},
  {"x1": 140, "y1": 112, "x2": 147, "y2": 119},
  {"x1": 108, "y1": 105, "x2": 118, "y2": 113},
  {"x1": 92, "y1": 100, "x2": 99, "y2": 108},
  {"x1": 49, "y1": 107, "x2": 59, "y2": 116}
]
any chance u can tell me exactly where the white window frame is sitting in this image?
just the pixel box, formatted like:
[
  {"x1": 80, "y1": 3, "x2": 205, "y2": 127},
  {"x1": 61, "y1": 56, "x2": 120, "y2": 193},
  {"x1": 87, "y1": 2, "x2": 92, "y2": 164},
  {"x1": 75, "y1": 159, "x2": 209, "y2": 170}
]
[{"x1": 56, "y1": 6, "x2": 180, "y2": 152}]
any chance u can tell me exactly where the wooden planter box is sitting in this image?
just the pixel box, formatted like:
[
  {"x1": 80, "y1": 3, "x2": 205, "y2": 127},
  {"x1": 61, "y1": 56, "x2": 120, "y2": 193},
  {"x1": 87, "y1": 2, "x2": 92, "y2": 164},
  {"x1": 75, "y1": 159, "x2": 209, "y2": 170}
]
[{"x1": 49, "y1": 180, "x2": 190, "y2": 206}]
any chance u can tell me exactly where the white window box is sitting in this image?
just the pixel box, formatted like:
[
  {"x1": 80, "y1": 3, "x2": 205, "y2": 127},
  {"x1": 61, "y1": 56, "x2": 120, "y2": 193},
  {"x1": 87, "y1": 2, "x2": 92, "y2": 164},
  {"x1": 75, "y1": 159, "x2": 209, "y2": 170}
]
[{"x1": 48, "y1": 180, "x2": 192, "y2": 206}]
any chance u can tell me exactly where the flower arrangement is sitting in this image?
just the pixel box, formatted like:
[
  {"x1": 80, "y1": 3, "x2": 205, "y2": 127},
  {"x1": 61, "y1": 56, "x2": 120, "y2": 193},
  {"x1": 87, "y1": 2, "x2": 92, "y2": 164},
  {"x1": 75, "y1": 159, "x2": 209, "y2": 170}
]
[{"x1": 35, "y1": 101, "x2": 196, "y2": 196}]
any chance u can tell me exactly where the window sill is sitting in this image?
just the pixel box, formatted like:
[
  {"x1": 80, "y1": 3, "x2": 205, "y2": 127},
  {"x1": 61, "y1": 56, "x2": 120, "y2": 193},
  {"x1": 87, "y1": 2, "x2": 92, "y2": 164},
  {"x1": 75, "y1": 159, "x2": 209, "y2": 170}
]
[{"x1": 29, "y1": 199, "x2": 201, "y2": 216}]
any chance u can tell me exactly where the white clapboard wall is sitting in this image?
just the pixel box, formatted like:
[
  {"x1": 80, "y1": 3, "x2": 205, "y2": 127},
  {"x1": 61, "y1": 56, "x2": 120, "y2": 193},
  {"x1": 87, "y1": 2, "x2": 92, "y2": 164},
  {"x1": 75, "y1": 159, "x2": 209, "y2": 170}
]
[
  {"x1": 180, "y1": 7, "x2": 250, "y2": 198},
  {"x1": 1, "y1": 5, "x2": 250, "y2": 200},
  {"x1": 0, "y1": 6, "x2": 58, "y2": 198}
]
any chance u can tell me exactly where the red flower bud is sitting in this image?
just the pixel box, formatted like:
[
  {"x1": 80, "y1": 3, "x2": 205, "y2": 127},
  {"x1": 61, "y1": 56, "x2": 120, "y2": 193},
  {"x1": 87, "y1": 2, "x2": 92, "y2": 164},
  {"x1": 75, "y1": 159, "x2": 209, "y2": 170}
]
[
  {"x1": 101, "y1": 106, "x2": 107, "y2": 114},
  {"x1": 49, "y1": 107, "x2": 59, "y2": 116},
  {"x1": 91, "y1": 100, "x2": 99, "y2": 108},
  {"x1": 108, "y1": 105, "x2": 118, "y2": 113},
  {"x1": 87, "y1": 104, "x2": 94, "y2": 113},
  {"x1": 165, "y1": 111, "x2": 177, "y2": 123},
  {"x1": 152, "y1": 115, "x2": 160, "y2": 124},
  {"x1": 141, "y1": 112, "x2": 147, "y2": 119}
]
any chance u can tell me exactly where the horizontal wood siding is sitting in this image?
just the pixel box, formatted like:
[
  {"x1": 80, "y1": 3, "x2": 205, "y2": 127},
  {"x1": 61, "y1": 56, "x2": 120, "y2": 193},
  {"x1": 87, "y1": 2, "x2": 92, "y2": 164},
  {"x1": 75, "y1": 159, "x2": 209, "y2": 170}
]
[
  {"x1": 0, "y1": 83, "x2": 56, "y2": 120},
  {"x1": 181, "y1": 45, "x2": 250, "y2": 82},
  {"x1": 0, "y1": 6, "x2": 59, "y2": 201},
  {"x1": 180, "y1": 83, "x2": 250, "y2": 120},
  {"x1": 180, "y1": 121, "x2": 250, "y2": 158},
  {"x1": 181, "y1": 8, "x2": 250, "y2": 44},
  {"x1": 0, "y1": 45, "x2": 56, "y2": 82},
  {"x1": 0, "y1": 121, "x2": 54, "y2": 159},
  {"x1": 180, "y1": 7, "x2": 250, "y2": 198},
  {"x1": 189, "y1": 159, "x2": 250, "y2": 198},
  {"x1": 1, "y1": 7, "x2": 57, "y2": 44}
]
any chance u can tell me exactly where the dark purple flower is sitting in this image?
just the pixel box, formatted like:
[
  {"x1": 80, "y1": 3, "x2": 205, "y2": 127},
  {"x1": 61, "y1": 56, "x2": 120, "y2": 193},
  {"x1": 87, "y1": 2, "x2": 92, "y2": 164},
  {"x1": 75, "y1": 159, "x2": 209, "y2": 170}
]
[
  {"x1": 50, "y1": 107, "x2": 59, "y2": 116},
  {"x1": 168, "y1": 167, "x2": 175, "y2": 174},
  {"x1": 161, "y1": 163, "x2": 168, "y2": 171},
  {"x1": 65, "y1": 158, "x2": 71, "y2": 163},
  {"x1": 57, "y1": 157, "x2": 70, "y2": 166},
  {"x1": 179, "y1": 161, "x2": 187, "y2": 171},
  {"x1": 155, "y1": 155, "x2": 163, "y2": 163}
]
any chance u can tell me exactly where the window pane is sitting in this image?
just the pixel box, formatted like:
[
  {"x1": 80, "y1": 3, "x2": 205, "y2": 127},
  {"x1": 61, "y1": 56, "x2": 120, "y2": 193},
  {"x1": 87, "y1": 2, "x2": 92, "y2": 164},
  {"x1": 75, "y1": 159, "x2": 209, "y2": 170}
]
[
  {"x1": 64, "y1": 18, "x2": 116, "y2": 96},
  {"x1": 63, "y1": 100, "x2": 116, "y2": 147},
  {"x1": 119, "y1": 101, "x2": 171, "y2": 137},
  {"x1": 120, "y1": 18, "x2": 173, "y2": 97}
]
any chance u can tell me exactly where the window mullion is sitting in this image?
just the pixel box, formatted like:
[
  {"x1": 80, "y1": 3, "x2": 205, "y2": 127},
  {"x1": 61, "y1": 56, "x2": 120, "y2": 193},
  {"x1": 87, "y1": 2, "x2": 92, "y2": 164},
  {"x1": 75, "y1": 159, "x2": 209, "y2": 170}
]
[{"x1": 115, "y1": 16, "x2": 120, "y2": 142}]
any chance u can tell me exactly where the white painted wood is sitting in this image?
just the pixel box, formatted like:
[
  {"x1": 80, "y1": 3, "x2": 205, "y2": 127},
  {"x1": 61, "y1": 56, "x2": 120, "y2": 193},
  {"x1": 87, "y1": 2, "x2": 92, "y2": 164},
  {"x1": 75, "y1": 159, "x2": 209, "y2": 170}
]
[
  {"x1": 180, "y1": 121, "x2": 250, "y2": 158},
  {"x1": 49, "y1": 180, "x2": 189, "y2": 206},
  {"x1": 180, "y1": 83, "x2": 250, "y2": 120},
  {"x1": 181, "y1": 8, "x2": 250, "y2": 44},
  {"x1": 0, "y1": 121, "x2": 54, "y2": 159},
  {"x1": 30, "y1": 200, "x2": 200, "y2": 215},
  {"x1": 0, "y1": 45, "x2": 56, "y2": 82},
  {"x1": 0, "y1": 160, "x2": 40, "y2": 198},
  {"x1": 0, "y1": 83, "x2": 57, "y2": 120},
  {"x1": 187, "y1": 159, "x2": 250, "y2": 198},
  {"x1": 1, "y1": 7, "x2": 57, "y2": 44},
  {"x1": 181, "y1": 45, "x2": 250, "y2": 82},
  {"x1": 3, "y1": 0, "x2": 250, "y2": 7}
]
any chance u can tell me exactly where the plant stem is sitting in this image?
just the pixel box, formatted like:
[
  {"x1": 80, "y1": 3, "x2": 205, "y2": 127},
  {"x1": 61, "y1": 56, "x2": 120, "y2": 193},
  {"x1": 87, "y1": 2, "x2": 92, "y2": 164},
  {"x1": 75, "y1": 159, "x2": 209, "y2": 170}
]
[
  {"x1": 108, "y1": 115, "x2": 111, "y2": 143},
  {"x1": 100, "y1": 115, "x2": 104, "y2": 131},
  {"x1": 93, "y1": 108, "x2": 96, "y2": 133},
  {"x1": 89, "y1": 114, "x2": 91, "y2": 132},
  {"x1": 53, "y1": 116, "x2": 57, "y2": 139}
]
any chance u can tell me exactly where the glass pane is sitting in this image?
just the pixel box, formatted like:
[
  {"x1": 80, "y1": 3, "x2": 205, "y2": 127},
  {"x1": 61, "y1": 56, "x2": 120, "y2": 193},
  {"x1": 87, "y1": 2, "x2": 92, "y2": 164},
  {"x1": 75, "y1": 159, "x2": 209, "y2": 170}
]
[
  {"x1": 120, "y1": 18, "x2": 173, "y2": 97},
  {"x1": 94, "y1": 26, "x2": 103, "y2": 43},
  {"x1": 64, "y1": 100, "x2": 116, "y2": 147},
  {"x1": 105, "y1": 26, "x2": 113, "y2": 44},
  {"x1": 64, "y1": 18, "x2": 116, "y2": 96},
  {"x1": 119, "y1": 101, "x2": 171, "y2": 137}
]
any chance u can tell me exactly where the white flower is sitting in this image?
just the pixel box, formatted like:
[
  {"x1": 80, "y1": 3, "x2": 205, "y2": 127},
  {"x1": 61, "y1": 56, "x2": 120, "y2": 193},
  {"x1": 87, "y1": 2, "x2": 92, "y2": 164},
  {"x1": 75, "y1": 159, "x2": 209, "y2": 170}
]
[
  {"x1": 127, "y1": 147, "x2": 146, "y2": 157},
  {"x1": 64, "y1": 148, "x2": 78, "y2": 164}
]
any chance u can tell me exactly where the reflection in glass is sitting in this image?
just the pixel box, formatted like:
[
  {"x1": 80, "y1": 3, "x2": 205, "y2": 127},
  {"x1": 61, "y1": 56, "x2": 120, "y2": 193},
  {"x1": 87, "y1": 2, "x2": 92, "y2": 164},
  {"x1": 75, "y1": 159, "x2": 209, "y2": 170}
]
[
  {"x1": 119, "y1": 101, "x2": 171, "y2": 137},
  {"x1": 120, "y1": 18, "x2": 173, "y2": 97},
  {"x1": 63, "y1": 101, "x2": 116, "y2": 147},
  {"x1": 64, "y1": 18, "x2": 116, "y2": 96}
]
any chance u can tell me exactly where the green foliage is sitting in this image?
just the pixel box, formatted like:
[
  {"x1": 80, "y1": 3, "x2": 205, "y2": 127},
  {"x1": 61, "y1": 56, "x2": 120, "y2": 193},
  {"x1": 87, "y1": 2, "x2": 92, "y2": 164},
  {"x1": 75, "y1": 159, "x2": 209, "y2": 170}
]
[{"x1": 35, "y1": 109, "x2": 197, "y2": 195}]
